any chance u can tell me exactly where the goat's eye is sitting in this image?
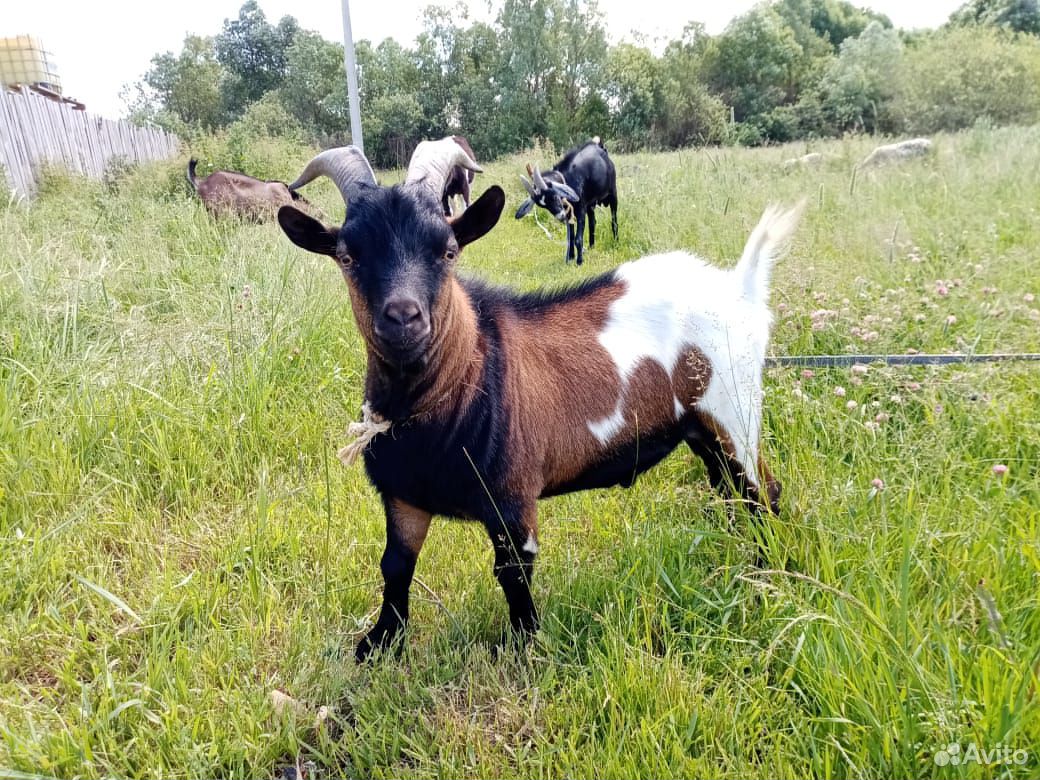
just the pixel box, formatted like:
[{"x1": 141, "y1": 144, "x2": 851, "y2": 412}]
[
  {"x1": 443, "y1": 249, "x2": 458, "y2": 263},
  {"x1": 339, "y1": 252, "x2": 354, "y2": 266}
]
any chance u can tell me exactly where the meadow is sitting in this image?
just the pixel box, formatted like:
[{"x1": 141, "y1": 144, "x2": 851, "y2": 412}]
[{"x1": 1, "y1": 125, "x2": 1038, "y2": 779}]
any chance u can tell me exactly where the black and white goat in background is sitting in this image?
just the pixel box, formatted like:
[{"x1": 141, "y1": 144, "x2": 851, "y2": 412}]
[{"x1": 515, "y1": 137, "x2": 619, "y2": 265}]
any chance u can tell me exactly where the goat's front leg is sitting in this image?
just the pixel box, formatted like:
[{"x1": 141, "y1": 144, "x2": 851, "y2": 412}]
[
  {"x1": 485, "y1": 503, "x2": 539, "y2": 638},
  {"x1": 574, "y1": 209, "x2": 586, "y2": 265},
  {"x1": 355, "y1": 497, "x2": 432, "y2": 662},
  {"x1": 565, "y1": 222, "x2": 575, "y2": 263}
]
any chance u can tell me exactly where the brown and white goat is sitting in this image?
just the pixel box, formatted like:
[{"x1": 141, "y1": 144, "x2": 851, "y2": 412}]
[
  {"x1": 405, "y1": 136, "x2": 482, "y2": 216},
  {"x1": 441, "y1": 135, "x2": 479, "y2": 216},
  {"x1": 186, "y1": 158, "x2": 305, "y2": 221},
  {"x1": 278, "y1": 146, "x2": 802, "y2": 661}
]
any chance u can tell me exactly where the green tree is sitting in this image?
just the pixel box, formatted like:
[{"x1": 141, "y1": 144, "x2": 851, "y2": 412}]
[
  {"x1": 214, "y1": 1, "x2": 300, "y2": 117},
  {"x1": 545, "y1": 0, "x2": 609, "y2": 146},
  {"x1": 702, "y1": 6, "x2": 809, "y2": 123},
  {"x1": 355, "y1": 38, "x2": 425, "y2": 166},
  {"x1": 949, "y1": 0, "x2": 1040, "y2": 34},
  {"x1": 893, "y1": 26, "x2": 1040, "y2": 131},
  {"x1": 494, "y1": 0, "x2": 608, "y2": 149},
  {"x1": 778, "y1": 0, "x2": 892, "y2": 50},
  {"x1": 605, "y1": 43, "x2": 663, "y2": 149},
  {"x1": 817, "y1": 21, "x2": 903, "y2": 133},
  {"x1": 434, "y1": 20, "x2": 504, "y2": 157},
  {"x1": 141, "y1": 35, "x2": 226, "y2": 130},
  {"x1": 280, "y1": 31, "x2": 348, "y2": 142},
  {"x1": 657, "y1": 23, "x2": 729, "y2": 147},
  {"x1": 366, "y1": 93, "x2": 425, "y2": 168}
]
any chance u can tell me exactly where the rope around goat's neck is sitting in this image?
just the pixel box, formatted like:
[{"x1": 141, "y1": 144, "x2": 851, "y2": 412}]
[{"x1": 336, "y1": 402, "x2": 391, "y2": 466}]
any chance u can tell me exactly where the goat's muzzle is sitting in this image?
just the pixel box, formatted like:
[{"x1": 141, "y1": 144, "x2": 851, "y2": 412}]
[{"x1": 374, "y1": 296, "x2": 432, "y2": 370}]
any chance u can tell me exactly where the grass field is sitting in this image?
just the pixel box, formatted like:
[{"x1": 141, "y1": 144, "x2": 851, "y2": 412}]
[{"x1": 1, "y1": 126, "x2": 1039, "y2": 779}]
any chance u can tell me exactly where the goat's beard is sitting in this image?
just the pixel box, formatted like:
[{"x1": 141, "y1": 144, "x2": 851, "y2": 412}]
[{"x1": 372, "y1": 339, "x2": 431, "y2": 376}]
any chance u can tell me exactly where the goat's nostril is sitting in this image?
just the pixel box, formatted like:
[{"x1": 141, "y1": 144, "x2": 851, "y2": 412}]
[{"x1": 383, "y1": 298, "x2": 423, "y2": 327}]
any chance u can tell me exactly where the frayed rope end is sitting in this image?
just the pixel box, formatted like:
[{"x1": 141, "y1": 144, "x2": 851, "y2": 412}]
[{"x1": 337, "y1": 402, "x2": 391, "y2": 466}]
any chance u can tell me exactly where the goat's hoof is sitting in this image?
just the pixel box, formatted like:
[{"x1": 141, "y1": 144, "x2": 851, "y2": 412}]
[
  {"x1": 354, "y1": 624, "x2": 402, "y2": 663},
  {"x1": 491, "y1": 629, "x2": 536, "y2": 662}
]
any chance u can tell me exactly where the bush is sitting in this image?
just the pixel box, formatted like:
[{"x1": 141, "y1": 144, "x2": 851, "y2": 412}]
[
  {"x1": 728, "y1": 121, "x2": 765, "y2": 146},
  {"x1": 892, "y1": 27, "x2": 1040, "y2": 133},
  {"x1": 756, "y1": 105, "x2": 802, "y2": 142},
  {"x1": 817, "y1": 21, "x2": 904, "y2": 134}
]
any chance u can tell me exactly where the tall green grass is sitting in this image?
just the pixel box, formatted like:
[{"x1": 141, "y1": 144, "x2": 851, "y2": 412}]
[{"x1": 1, "y1": 127, "x2": 1038, "y2": 778}]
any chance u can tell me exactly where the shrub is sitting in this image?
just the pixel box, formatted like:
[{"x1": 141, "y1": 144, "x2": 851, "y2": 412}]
[{"x1": 892, "y1": 27, "x2": 1040, "y2": 133}]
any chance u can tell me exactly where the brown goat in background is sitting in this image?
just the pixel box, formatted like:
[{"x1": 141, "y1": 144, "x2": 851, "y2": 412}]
[{"x1": 187, "y1": 158, "x2": 307, "y2": 221}]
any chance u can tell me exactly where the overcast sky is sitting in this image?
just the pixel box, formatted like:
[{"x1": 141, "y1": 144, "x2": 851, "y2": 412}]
[{"x1": 5, "y1": 0, "x2": 965, "y2": 119}]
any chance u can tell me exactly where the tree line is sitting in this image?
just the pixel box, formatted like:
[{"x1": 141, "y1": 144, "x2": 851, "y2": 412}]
[{"x1": 125, "y1": 0, "x2": 1040, "y2": 167}]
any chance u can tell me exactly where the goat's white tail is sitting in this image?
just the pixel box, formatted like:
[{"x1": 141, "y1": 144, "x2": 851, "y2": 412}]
[{"x1": 735, "y1": 200, "x2": 805, "y2": 306}]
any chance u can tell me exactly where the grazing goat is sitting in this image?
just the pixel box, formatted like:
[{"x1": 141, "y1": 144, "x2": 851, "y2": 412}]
[
  {"x1": 186, "y1": 158, "x2": 304, "y2": 220},
  {"x1": 278, "y1": 145, "x2": 802, "y2": 661},
  {"x1": 441, "y1": 135, "x2": 479, "y2": 216},
  {"x1": 782, "y1": 152, "x2": 828, "y2": 169},
  {"x1": 860, "y1": 138, "x2": 932, "y2": 167},
  {"x1": 405, "y1": 136, "x2": 483, "y2": 216},
  {"x1": 515, "y1": 137, "x2": 618, "y2": 265}
]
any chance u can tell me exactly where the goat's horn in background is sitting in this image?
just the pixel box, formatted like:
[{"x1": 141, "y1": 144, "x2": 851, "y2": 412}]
[{"x1": 532, "y1": 164, "x2": 547, "y2": 190}]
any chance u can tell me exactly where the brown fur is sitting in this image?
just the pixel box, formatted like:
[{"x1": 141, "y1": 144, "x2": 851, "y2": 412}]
[
  {"x1": 695, "y1": 411, "x2": 779, "y2": 513},
  {"x1": 388, "y1": 498, "x2": 432, "y2": 555},
  {"x1": 413, "y1": 278, "x2": 485, "y2": 419},
  {"x1": 500, "y1": 282, "x2": 625, "y2": 494},
  {"x1": 393, "y1": 279, "x2": 724, "y2": 499},
  {"x1": 190, "y1": 164, "x2": 298, "y2": 221},
  {"x1": 358, "y1": 271, "x2": 772, "y2": 516}
]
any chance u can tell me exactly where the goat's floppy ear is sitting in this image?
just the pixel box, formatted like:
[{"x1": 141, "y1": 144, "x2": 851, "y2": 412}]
[
  {"x1": 278, "y1": 206, "x2": 338, "y2": 257},
  {"x1": 452, "y1": 185, "x2": 505, "y2": 248},
  {"x1": 514, "y1": 198, "x2": 534, "y2": 219},
  {"x1": 552, "y1": 181, "x2": 580, "y2": 203}
]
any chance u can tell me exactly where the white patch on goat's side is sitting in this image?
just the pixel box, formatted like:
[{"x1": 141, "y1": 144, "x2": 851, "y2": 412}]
[
  {"x1": 674, "y1": 396, "x2": 686, "y2": 419},
  {"x1": 586, "y1": 252, "x2": 773, "y2": 484},
  {"x1": 522, "y1": 534, "x2": 539, "y2": 555},
  {"x1": 588, "y1": 398, "x2": 626, "y2": 445}
]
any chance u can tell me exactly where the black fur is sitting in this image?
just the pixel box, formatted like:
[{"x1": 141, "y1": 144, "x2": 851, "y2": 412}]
[{"x1": 516, "y1": 140, "x2": 619, "y2": 265}]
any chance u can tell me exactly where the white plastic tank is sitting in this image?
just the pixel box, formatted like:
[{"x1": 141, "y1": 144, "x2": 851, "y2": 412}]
[{"x1": 0, "y1": 35, "x2": 61, "y2": 94}]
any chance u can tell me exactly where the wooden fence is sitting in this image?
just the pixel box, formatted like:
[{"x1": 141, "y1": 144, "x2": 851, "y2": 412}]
[{"x1": 0, "y1": 86, "x2": 180, "y2": 199}]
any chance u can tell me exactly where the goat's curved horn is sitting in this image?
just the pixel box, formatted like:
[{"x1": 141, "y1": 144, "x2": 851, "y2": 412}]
[
  {"x1": 405, "y1": 137, "x2": 483, "y2": 199},
  {"x1": 532, "y1": 164, "x2": 547, "y2": 190},
  {"x1": 288, "y1": 146, "x2": 377, "y2": 204},
  {"x1": 520, "y1": 173, "x2": 537, "y2": 197}
]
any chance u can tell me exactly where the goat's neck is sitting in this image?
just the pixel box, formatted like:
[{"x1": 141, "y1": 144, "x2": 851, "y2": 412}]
[{"x1": 365, "y1": 278, "x2": 481, "y2": 421}]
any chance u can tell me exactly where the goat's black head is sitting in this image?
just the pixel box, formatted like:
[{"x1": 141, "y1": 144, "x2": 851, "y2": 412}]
[
  {"x1": 515, "y1": 164, "x2": 579, "y2": 223},
  {"x1": 279, "y1": 183, "x2": 505, "y2": 373}
]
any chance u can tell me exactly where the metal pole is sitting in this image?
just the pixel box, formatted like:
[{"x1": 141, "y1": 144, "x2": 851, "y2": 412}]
[
  {"x1": 341, "y1": 0, "x2": 364, "y2": 151},
  {"x1": 765, "y1": 353, "x2": 1040, "y2": 368}
]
